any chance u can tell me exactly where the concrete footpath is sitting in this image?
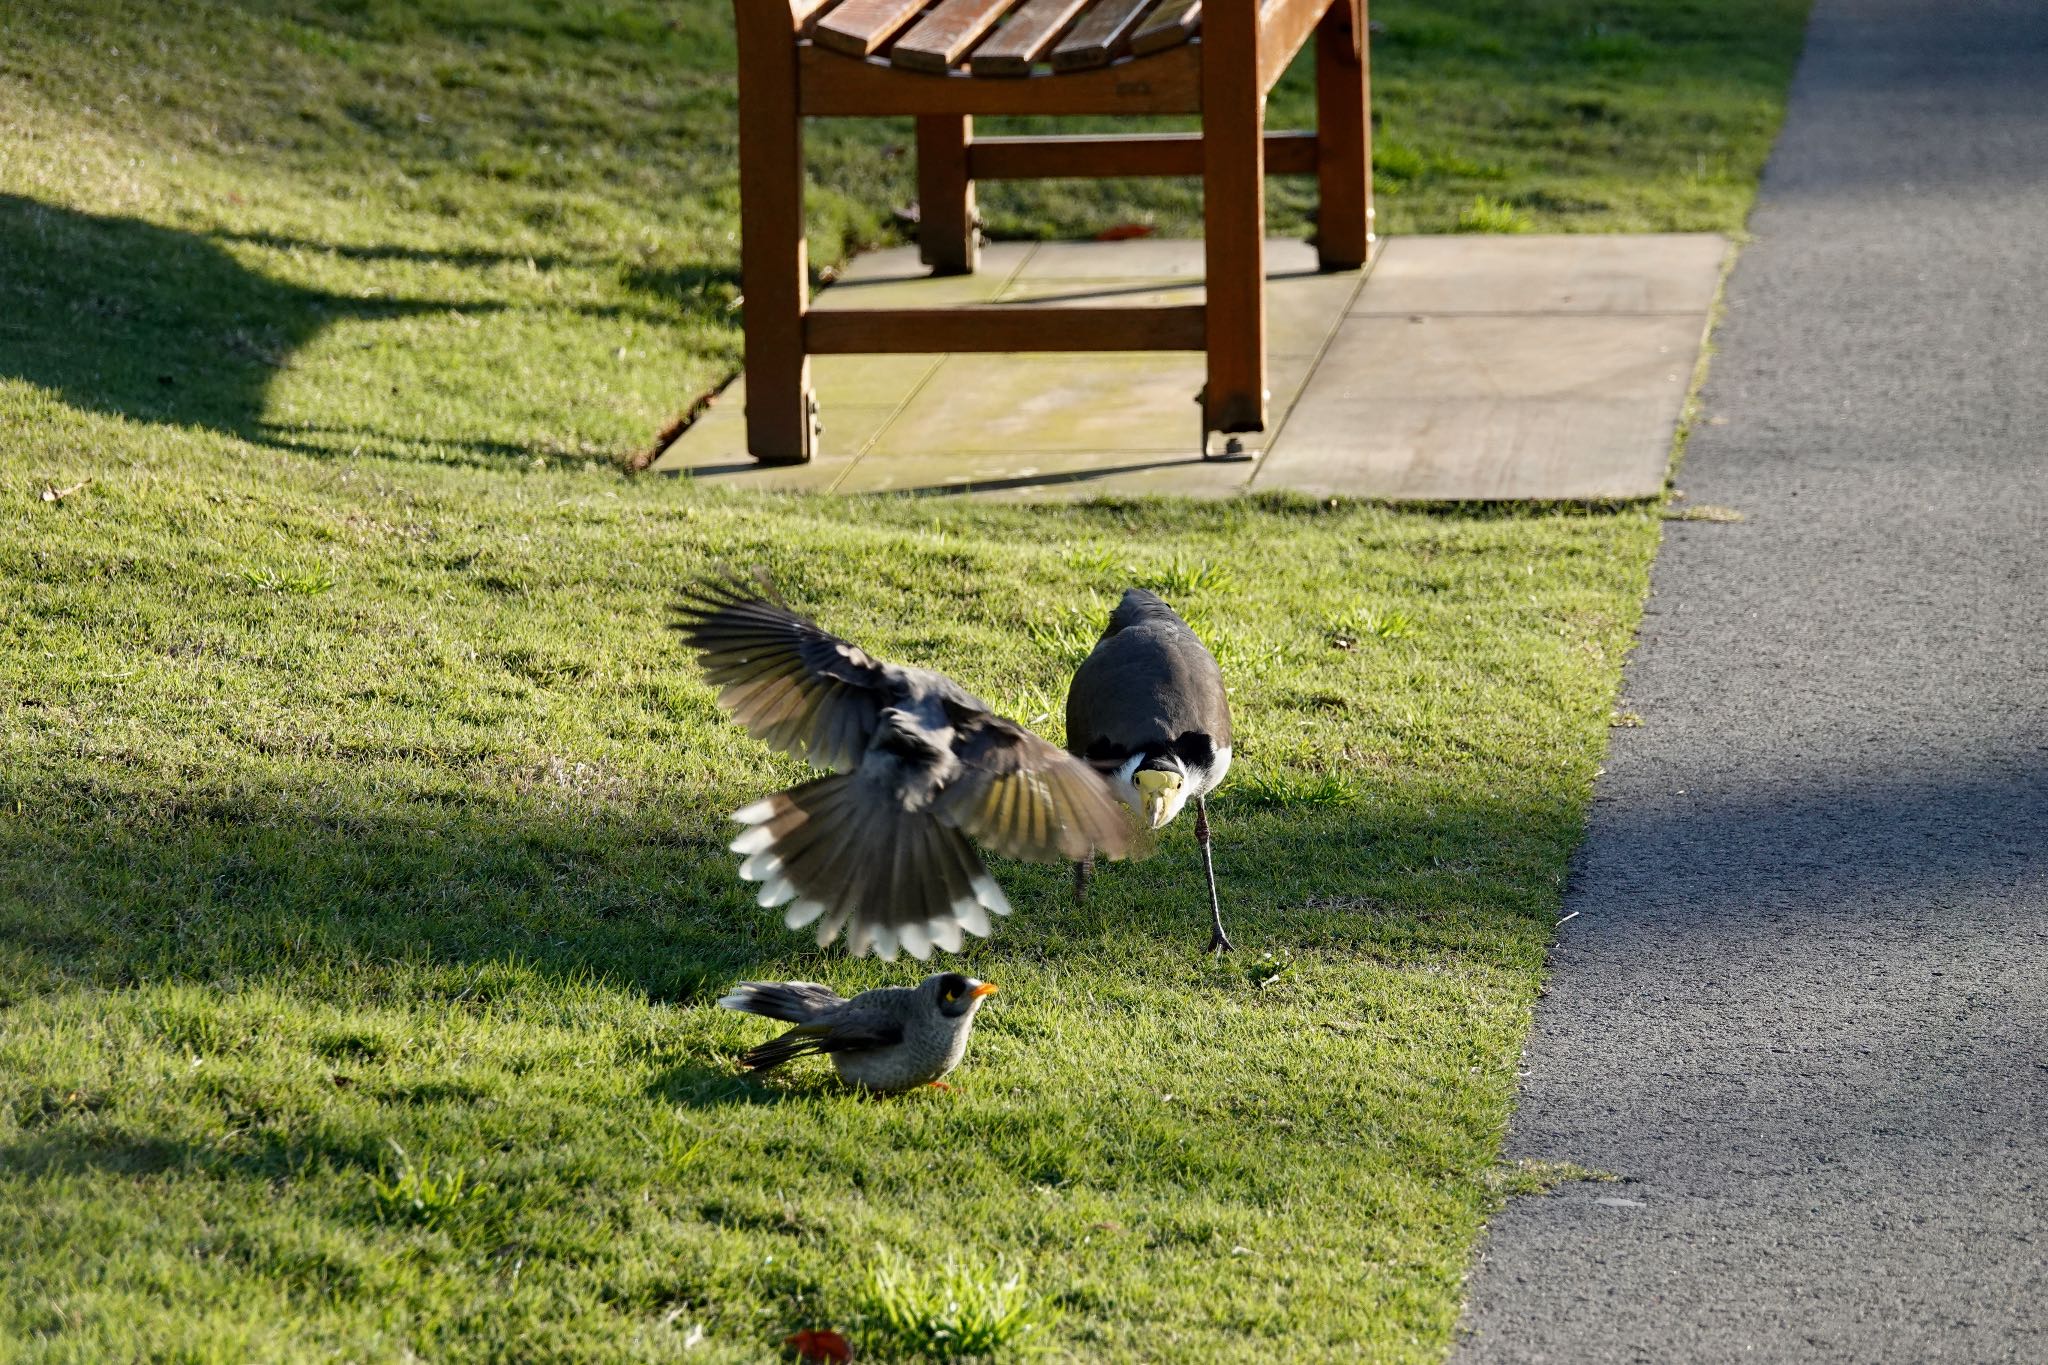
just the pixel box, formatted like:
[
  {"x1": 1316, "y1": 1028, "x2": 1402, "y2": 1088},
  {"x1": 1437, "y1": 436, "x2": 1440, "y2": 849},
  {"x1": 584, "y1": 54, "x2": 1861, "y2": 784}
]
[
  {"x1": 657, "y1": 234, "x2": 1724, "y2": 501},
  {"x1": 1456, "y1": 0, "x2": 2048, "y2": 1360}
]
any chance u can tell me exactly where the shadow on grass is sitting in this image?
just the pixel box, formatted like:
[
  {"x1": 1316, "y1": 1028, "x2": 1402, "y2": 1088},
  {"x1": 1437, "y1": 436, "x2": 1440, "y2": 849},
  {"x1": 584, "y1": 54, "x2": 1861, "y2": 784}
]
[
  {"x1": 210, "y1": 227, "x2": 576, "y2": 272},
  {"x1": 0, "y1": 194, "x2": 496, "y2": 455},
  {"x1": 0, "y1": 1119, "x2": 393, "y2": 1185},
  {"x1": 0, "y1": 778, "x2": 790, "y2": 1007},
  {"x1": 646, "y1": 1062, "x2": 812, "y2": 1109},
  {"x1": 258, "y1": 421, "x2": 559, "y2": 464},
  {"x1": 0, "y1": 757, "x2": 1580, "y2": 1010}
]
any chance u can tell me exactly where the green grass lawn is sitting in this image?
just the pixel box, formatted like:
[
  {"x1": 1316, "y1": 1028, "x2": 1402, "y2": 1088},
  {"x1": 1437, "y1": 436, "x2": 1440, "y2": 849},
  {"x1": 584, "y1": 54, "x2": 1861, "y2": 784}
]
[{"x1": 2, "y1": 1, "x2": 1805, "y2": 1360}]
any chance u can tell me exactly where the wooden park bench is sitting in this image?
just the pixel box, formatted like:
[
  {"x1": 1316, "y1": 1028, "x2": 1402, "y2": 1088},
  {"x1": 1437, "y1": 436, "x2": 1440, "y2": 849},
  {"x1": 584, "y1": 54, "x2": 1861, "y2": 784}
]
[{"x1": 731, "y1": 0, "x2": 1375, "y2": 462}]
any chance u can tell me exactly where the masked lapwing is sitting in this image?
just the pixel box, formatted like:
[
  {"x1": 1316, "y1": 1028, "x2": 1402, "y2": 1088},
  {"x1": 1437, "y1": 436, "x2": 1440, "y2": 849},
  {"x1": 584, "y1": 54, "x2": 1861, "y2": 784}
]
[
  {"x1": 673, "y1": 574, "x2": 1135, "y2": 961},
  {"x1": 1065, "y1": 589, "x2": 1236, "y2": 952}
]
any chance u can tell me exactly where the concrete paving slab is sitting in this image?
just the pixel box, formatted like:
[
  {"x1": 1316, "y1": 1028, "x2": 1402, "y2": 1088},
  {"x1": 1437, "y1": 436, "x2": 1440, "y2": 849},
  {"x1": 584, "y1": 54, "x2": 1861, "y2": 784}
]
[
  {"x1": 1296, "y1": 313, "x2": 1704, "y2": 401},
  {"x1": 1017, "y1": 237, "x2": 1322, "y2": 279},
  {"x1": 809, "y1": 274, "x2": 1015, "y2": 312},
  {"x1": 687, "y1": 354, "x2": 944, "y2": 415},
  {"x1": 833, "y1": 241, "x2": 1033, "y2": 285},
  {"x1": 868, "y1": 351, "x2": 1318, "y2": 459},
  {"x1": 831, "y1": 447, "x2": 1260, "y2": 498},
  {"x1": 660, "y1": 395, "x2": 893, "y2": 490},
  {"x1": 1001, "y1": 456, "x2": 1262, "y2": 501},
  {"x1": 1256, "y1": 398, "x2": 1676, "y2": 501},
  {"x1": 651, "y1": 233, "x2": 1725, "y2": 500},
  {"x1": 988, "y1": 277, "x2": 1196, "y2": 306},
  {"x1": 1356, "y1": 234, "x2": 1727, "y2": 315},
  {"x1": 992, "y1": 273, "x2": 1364, "y2": 357},
  {"x1": 868, "y1": 352, "x2": 1209, "y2": 457},
  {"x1": 1259, "y1": 312, "x2": 1703, "y2": 499}
]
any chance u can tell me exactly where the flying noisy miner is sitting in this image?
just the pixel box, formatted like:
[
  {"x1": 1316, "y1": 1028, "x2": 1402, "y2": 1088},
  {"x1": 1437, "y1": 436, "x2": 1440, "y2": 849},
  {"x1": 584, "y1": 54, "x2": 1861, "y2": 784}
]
[
  {"x1": 1066, "y1": 588, "x2": 1236, "y2": 952},
  {"x1": 719, "y1": 972, "x2": 998, "y2": 1091},
  {"x1": 673, "y1": 574, "x2": 1136, "y2": 960}
]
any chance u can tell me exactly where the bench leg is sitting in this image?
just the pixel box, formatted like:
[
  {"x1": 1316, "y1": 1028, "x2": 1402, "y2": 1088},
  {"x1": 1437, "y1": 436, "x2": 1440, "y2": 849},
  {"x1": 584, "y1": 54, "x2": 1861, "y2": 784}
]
[
  {"x1": 1202, "y1": 11, "x2": 1269, "y2": 436},
  {"x1": 1315, "y1": 0, "x2": 1375, "y2": 270},
  {"x1": 916, "y1": 115, "x2": 979, "y2": 276},
  {"x1": 734, "y1": 6, "x2": 815, "y2": 463}
]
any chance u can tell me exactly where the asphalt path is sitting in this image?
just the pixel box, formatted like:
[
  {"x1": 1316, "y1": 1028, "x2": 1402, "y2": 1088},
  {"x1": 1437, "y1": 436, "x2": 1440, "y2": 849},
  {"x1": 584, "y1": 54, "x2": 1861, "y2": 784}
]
[{"x1": 1454, "y1": 0, "x2": 2048, "y2": 1358}]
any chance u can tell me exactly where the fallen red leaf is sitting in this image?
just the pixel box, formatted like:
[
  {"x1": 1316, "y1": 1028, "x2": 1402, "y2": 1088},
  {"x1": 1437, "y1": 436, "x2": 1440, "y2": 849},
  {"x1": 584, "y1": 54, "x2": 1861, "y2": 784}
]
[
  {"x1": 783, "y1": 1328, "x2": 852, "y2": 1362},
  {"x1": 1094, "y1": 223, "x2": 1156, "y2": 241}
]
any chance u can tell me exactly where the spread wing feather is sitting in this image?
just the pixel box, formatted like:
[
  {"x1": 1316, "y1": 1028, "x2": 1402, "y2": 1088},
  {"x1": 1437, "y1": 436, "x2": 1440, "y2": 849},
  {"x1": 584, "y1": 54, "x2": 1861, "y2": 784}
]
[
  {"x1": 730, "y1": 774, "x2": 1013, "y2": 961},
  {"x1": 684, "y1": 573, "x2": 1144, "y2": 958},
  {"x1": 672, "y1": 576, "x2": 898, "y2": 772},
  {"x1": 939, "y1": 715, "x2": 1139, "y2": 863}
]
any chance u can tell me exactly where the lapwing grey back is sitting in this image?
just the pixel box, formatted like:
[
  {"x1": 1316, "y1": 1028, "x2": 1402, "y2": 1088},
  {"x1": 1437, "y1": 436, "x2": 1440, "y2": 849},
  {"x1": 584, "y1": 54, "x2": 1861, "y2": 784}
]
[{"x1": 1066, "y1": 589, "x2": 1231, "y2": 760}]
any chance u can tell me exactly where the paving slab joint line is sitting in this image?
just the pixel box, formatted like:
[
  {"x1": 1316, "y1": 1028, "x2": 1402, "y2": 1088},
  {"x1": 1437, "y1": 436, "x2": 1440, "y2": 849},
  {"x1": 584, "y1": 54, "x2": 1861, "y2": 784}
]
[
  {"x1": 1246, "y1": 247, "x2": 1379, "y2": 492},
  {"x1": 826, "y1": 241, "x2": 1043, "y2": 491}
]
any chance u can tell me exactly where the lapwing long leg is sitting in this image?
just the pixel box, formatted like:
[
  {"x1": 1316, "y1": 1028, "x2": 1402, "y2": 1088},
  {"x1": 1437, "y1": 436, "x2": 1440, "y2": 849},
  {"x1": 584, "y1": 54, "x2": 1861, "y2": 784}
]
[
  {"x1": 1073, "y1": 853, "x2": 1094, "y2": 906},
  {"x1": 1195, "y1": 796, "x2": 1232, "y2": 953}
]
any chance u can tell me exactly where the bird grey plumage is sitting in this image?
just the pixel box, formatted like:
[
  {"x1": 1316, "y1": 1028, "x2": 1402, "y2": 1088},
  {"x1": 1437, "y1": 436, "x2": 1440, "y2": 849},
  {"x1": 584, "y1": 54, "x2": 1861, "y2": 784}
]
[
  {"x1": 718, "y1": 972, "x2": 998, "y2": 1091},
  {"x1": 1066, "y1": 588, "x2": 1236, "y2": 951},
  {"x1": 673, "y1": 574, "x2": 1135, "y2": 960}
]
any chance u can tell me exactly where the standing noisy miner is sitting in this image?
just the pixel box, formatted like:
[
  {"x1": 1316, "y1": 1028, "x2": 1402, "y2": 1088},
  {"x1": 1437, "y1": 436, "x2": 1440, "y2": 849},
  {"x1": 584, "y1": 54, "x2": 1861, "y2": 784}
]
[
  {"x1": 673, "y1": 574, "x2": 1135, "y2": 960},
  {"x1": 1066, "y1": 588, "x2": 1236, "y2": 952},
  {"x1": 719, "y1": 972, "x2": 998, "y2": 1091}
]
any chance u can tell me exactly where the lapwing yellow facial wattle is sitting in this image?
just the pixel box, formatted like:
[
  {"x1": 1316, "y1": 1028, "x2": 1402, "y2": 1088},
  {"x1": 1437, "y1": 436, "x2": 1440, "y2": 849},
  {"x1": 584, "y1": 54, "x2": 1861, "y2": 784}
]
[
  {"x1": 674, "y1": 574, "x2": 1135, "y2": 961},
  {"x1": 1065, "y1": 588, "x2": 1236, "y2": 953}
]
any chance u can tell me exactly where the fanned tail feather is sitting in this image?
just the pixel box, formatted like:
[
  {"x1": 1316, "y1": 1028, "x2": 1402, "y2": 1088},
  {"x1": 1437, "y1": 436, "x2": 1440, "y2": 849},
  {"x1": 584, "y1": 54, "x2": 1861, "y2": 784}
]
[
  {"x1": 737, "y1": 1028, "x2": 828, "y2": 1072},
  {"x1": 728, "y1": 774, "x2": 1011, "y2": 961},
  {"x1": 716, "y1": 980, "x2": 844, "y2": 1024}
]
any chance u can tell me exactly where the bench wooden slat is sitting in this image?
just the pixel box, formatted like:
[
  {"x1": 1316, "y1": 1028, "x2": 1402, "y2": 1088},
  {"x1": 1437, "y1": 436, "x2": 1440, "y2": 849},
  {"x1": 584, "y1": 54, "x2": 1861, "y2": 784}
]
[
  {"x1": 791, "y1": 0, "x2": 842, "y2": 31},
  {"x1": 1256, "y1": 0, "x2": 1327, "y2": 88},
  {"x1": 967, "y1": 0, "x2": 1092, "y2": 75},
  {"x1": 805, "y1": 37, "x2": 1203, "y2": 113},
  {"x1": 1049, "y1": 0, "x2": 1157, "y2": 70},
  {"x1": 807, "y1": 303, "x2": 1207, "y2": 353},
  {"x1": 813, "y1": 0, "x2": 928, "y2": 57},
  {"x1": 892, "y1": 0, "x2": 1022, "y2": 71},
  {"x1": 1129, "y1": 0, "x2": 1199, "y2": 54},
  {"x1": 967, "y1": 129, "x2": 1317, "y2": 179}
]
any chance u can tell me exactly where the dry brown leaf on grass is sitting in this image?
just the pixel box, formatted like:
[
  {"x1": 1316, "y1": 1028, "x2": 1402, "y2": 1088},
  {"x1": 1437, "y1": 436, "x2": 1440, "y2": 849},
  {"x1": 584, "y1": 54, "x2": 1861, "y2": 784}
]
[{"x1": 783, "y1": 1328, "x2": 852, "y2": 1362}]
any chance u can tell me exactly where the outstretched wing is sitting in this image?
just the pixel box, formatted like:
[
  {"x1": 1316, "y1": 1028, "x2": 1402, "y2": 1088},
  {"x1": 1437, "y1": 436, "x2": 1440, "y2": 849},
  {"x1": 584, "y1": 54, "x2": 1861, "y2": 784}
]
[
  {"x1": 938, "y1": 713, "x2": 1140, "y2": 864},
  {"x1": 672, "y1": 574, "x2": 900, "y2": 772}
]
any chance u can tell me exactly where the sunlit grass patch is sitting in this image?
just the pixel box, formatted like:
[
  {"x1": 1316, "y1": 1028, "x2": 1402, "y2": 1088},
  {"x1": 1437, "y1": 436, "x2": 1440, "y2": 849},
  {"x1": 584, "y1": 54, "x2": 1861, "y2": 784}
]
[
  {"x1": 1454, "y1": 195, "x2": 1536, "y2": 233},
  {"x1": 367, "y1": 1143, "x2": 493, "y2": 1230},
  {"x1": 1327, "y1": 606, "x2": 1423, "y2": 648},
  {"x1": 854, "y1": 1251, "x2": 1057, "y2": 1361}
]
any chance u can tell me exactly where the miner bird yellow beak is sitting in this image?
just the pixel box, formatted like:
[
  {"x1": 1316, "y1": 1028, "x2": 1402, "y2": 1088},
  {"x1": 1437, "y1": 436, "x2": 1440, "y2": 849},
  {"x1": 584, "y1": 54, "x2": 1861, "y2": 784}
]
[
  {"x1": 1134, "y1": 768, "x2": 1184, "y2": 830},
  {"x1": 969, "y1": 981, "x2": 999, "y2": 1000}
]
